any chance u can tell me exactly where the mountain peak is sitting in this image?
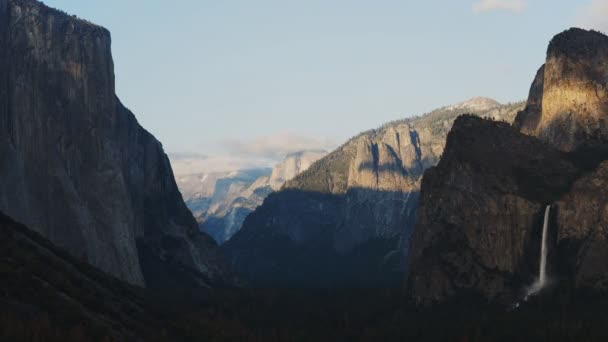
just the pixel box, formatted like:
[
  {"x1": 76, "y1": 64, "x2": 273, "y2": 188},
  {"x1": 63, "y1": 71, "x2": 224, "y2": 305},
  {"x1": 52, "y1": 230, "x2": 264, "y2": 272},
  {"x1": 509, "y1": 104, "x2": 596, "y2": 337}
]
[
  {"x1": 516, "y1": 27, "x2": 608, "y2": 151},
  {"x1": 447, "y1": 97, "x2": 501, "y2": 112},
  {"x1": 548, "y1": 28, "x2": 608, "y2": 58}
]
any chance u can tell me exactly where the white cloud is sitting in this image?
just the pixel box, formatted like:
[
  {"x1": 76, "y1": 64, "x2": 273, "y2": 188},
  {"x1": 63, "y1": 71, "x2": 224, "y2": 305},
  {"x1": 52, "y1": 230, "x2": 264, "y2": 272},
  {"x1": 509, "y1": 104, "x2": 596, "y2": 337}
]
[
  {"x1": 169, "y1": 133, "x2": 336, "y2": 175},
  {"x1": 168, "y1": 152, "x2": 207, "y2": 160},
  {"x1": 220, "y1": 132, "x2": 335, "y2": 161},
  {"x1": 472, "y1": 0, "x2": 526, "y2": 14},
  {"x1": 169, "y1": 154, "x2": 274, "y2": 175},
  {"x1": 575, "y1": 0, "x2": 608, "y2": 33}
]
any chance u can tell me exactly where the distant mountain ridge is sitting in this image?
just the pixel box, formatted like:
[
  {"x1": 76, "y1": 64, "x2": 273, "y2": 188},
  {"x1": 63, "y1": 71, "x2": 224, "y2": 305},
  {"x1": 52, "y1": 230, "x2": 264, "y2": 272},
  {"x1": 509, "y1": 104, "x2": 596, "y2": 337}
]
[
  {"x1": 175, "y1": 150, "x2": 326, "y2": 244},
  {"x1": 446, "y1": 96, "x2": 501, "y2": 111},
  {"x1": 224, "y1": 98, "x2": 524, "y2": 288}
]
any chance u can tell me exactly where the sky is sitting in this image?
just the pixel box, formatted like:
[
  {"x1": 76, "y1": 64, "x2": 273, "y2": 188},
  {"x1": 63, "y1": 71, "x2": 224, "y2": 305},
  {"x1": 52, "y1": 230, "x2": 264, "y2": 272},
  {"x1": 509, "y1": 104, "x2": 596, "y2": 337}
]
[{"x1": 43, "y1": 0, "x2": 608, "y2": 171}]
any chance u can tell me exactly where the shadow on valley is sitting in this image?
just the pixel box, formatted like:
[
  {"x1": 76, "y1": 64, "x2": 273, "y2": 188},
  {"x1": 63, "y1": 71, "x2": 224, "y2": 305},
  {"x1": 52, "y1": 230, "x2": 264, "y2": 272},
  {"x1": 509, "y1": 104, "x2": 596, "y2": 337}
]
[
  {"x1": 222, "y1": 187, "x2": 419, "y2": 289},
  {"x1": 5, "y1": 210, "x2": 608, "y2": 342},
  {"x1": 356, "y1": 161, "x2": 422, "y2": 176},
  {"x1": 4, "y1": 166, "x2": 608, "y2": 341}
]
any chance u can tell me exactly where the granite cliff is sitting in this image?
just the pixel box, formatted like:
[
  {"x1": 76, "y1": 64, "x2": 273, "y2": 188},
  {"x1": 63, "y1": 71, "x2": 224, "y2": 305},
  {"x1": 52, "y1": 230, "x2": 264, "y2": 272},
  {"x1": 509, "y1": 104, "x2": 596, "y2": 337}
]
[
  {"x1": 409, "y1": 28, "x2": 608, "y2": 305},
  {"x1": 514, "y1": 28, "x2": 608, "y2": 151},
  {"x1": 224, "y1": 99, "x2": 523, "y2": 287},
  {"x1": 0, "y1": 0, "x2": 229, "y2": 288}
]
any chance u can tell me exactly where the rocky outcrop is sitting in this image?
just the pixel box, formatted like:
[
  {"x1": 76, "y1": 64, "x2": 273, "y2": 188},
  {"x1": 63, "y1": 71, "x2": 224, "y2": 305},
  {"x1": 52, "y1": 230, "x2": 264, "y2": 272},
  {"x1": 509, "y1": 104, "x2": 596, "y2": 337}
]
[
  {"x1": 224, "y1": 100, "x2": 523, "y2": 288},
  {"x1": 513, "y1": 65, "x2": 545, "y2": 134},
  {"x1": 515, "y1": 28, "x2": 608, "y2": 151},
  {"x1": 407, "y1": 116, "x2": 591, "y2": 304},
  {"x1": 267, "y1": 150, "x2": 326, "y2": 190},
  {"x1": 410, "y1": 29, "x2": 608, "y2": 305},
  {"x1": 555, "y1": 160, "x2": 608, "y2": 292},
  {"x1": 0, "y1": 0, "x2": 229, "y2": 287}
]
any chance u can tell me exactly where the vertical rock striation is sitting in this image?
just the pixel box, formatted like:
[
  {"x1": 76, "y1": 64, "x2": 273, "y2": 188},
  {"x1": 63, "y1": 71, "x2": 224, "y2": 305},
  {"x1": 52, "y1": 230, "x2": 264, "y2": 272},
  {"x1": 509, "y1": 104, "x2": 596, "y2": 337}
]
[{"x1": 0, "y1": 0, "x2": 229, "y2": 287}]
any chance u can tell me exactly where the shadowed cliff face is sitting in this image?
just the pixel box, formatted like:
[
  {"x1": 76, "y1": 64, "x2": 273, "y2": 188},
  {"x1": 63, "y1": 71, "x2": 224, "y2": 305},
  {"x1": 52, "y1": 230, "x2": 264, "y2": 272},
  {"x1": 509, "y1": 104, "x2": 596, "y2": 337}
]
[
  {"x1": 407, "y1": 116, "x2": 589, "y2": 304},
  {"x1": 513, "y1": 65, "x2": 545, "y2": 134},
  {"x1": 0, "y1": 0, "x2": 229, "y2": 287},
  {"x1": 223, "y1": 189, "x2": 418, "y2": 288},
  {"x1": 409, "y1": 120, "x2": 608, "y2": 306},
  {"x1": 410, "y1": 30, "x2": 608, "y2": 306},
  {"x1": 515, "y1": 28, "x2": 608, "y2": 152},
  {"x1": 555, "y1": 159, "x2": 608, "y2": 292},
  {"x1": 224, "y1": 101, "x2": 523, "y2": 288}
]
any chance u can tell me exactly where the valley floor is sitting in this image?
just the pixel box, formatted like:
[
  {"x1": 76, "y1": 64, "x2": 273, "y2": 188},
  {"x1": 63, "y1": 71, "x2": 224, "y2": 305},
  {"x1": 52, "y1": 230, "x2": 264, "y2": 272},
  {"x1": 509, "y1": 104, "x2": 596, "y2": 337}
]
[
  {"x1": 3, "y1": 209, "x2": 608, "y2": 342},
  {"x1": 162, "y1": 287, "x2": 608, "y2": 342}
]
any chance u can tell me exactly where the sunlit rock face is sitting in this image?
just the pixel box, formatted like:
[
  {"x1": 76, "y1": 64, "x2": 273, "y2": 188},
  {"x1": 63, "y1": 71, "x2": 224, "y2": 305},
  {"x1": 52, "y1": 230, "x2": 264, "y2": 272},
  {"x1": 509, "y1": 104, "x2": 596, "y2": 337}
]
[
  {"x1": 348, "y1": 125, "x2": 422, "y2": 192},
  {"x1": 268, "y1": 151, "x2": 326, "y2": 190},
  {"x1": 515, "y1": 28, "x2": 608, "y2": 152},
  {"x1": 0, "y1": 0, "x2": 229, "y2": 287},
  {"x1": 224, "y1": 100, "x2": 523, "y2": 288},
  {"x1": 514, "y1": 28, "x2": 608, "y2": 294}
]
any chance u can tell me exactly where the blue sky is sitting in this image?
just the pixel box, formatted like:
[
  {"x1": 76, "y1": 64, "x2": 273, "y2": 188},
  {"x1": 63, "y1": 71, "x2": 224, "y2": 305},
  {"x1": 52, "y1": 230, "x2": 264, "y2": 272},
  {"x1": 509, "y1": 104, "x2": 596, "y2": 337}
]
[{"x1": 43, "y1": 0, "x2": 607, "y2": 166}]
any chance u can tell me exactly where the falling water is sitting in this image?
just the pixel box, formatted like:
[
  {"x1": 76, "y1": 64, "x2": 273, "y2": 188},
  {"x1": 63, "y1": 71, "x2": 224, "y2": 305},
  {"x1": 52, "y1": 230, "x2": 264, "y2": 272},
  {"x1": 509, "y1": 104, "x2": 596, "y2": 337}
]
[
  {"x1": 513, "y1": 205, "x2": 552, "y2": 308},
  {"x1": 525, "y1": 205, "x2": 551, "y2": 298},
  {"x1": 538, "y1": 205, "x2": 551, "y2": 287}
]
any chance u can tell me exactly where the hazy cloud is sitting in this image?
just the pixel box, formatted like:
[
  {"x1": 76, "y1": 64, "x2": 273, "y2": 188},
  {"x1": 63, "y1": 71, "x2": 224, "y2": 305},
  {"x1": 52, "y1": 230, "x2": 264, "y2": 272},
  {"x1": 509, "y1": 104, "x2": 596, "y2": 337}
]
[
  {"x1": 220, "y1": 133, "x2": 335, "y2": 161},
  {"x1": 169, "y1": 133, "x2": 335, "y2": 175},
  {"x1": 472, "y1": 0, "x2": 526, "y2": 14},
  {"x1": 575, "y1": 0, "x2": 608, "y2": 33},
  {"x1": 169, "y1": 154, "x2": 274, "y2": 175},
  {"x1": 168, "y1": 152, "x2": 207, "y2": 160}
]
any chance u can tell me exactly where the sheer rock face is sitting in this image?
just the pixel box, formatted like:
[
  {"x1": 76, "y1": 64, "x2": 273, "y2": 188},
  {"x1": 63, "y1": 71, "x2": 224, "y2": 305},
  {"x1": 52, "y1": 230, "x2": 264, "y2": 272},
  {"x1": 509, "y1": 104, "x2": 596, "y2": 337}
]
[
  {"x1": 224, "y1": 102, "x2": 523, "y2": 288},
  {"x1": 410, "y1": 30, "x2": 608, "y2": 305},
  {"x1": 348, "y1": 124, "x2": 423, "y2": 192},
  {"x1": 515, "y1": 28, "x2": 608, "y2": 152},
  {"x1": 408, "y1": 119, "x2": 608, "y2": 305},
  {"x1": 268, "y1": 151, "x2": 326, "y2": 190},
  {"x1": 224, "y1": 125, "x2": 421, "y2": 287},
  {"x1": 513, "y1": 65, "x2": 545, "y2": 134},
  {"x1": 407, "y1": 116, "x2": 586, "y2": 304},
  {"x1": 555, "y1": 160, "x2": 608, "y2": 291},
  {"x1": 0, "y1": 0, "x2": 228, "y2": 287}
]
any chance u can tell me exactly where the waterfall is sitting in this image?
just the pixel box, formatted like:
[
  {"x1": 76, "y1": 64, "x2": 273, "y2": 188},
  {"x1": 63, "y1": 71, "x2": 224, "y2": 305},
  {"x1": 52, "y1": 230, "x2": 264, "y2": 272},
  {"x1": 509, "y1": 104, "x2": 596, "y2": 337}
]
[
  {"x1": 525, "y1": 204, "x2": 551, "y2": 298},
  {"x1": 514, "y1": 205, "x2": 552, "y2": 308},
  {"x1": 538, "y1": 205, "x2": 550, "y2": 287}
]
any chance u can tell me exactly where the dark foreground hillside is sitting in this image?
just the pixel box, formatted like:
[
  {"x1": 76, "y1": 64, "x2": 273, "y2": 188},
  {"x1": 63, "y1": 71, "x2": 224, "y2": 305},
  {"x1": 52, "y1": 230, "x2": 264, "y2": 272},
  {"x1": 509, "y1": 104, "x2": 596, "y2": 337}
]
[
  {"x1": 0, "y1": 212, "x2": 162, "y2": 341},
  {"x1": 3, "y1": 209, "x2": 608, "y2": 341},
  {"x1": 166, "y1": 287, "x2": 608, "y2": 342}
]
